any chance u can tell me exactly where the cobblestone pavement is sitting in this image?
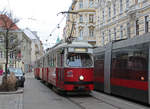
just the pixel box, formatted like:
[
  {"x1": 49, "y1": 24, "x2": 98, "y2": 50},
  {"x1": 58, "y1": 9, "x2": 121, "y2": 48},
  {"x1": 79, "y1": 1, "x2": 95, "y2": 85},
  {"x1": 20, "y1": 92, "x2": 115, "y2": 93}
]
[{"x1": 0, "y1": 93, "x2": 23, "y2": 109}]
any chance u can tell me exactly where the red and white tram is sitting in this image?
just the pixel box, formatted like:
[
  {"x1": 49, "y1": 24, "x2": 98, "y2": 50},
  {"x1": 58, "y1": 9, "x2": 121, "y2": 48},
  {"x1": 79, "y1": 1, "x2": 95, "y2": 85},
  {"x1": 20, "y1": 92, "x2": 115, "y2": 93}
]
[{"x1": 34, "y1": 41, "x2": 94, "y2": 92}]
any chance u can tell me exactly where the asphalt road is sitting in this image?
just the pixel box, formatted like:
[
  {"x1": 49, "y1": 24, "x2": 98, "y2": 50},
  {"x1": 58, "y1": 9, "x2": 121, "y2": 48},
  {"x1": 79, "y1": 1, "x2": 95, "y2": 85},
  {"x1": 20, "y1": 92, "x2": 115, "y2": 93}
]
[
  {"x1": 23, "y1": 73, "x2": 118, "y2": 109},
  {"x1": 23, "y1": 73, "x2": 149, "y2": 109},
  {"x1": 23, "y1": 74, "x2": 81, "y2": 109}
]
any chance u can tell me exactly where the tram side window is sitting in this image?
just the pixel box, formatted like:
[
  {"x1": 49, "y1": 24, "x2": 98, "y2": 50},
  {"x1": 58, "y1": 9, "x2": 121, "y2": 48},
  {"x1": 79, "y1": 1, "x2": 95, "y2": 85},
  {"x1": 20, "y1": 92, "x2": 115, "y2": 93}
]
[
  {"x1": 52, "y1": 54, "x2": 56, "y2": 67},
  {"x1": 128, "y1": 56, "x2": 147, "y2": 71},
  {"x1": 50, "y1": 55, "x2": 54, "y2": 67},
  {"x1": 40, "y1": 60, "x2": 42, "y2": 68},
  {"x1": 94, "y1": 54, "x2": 104, "y2": 77},
  {"x1": 111, "y1": 43, "x2": 148, "y2": 81},
  {"x1": 57, "y1": 53, "x2": 64, "y2": 67},
  {"x1": 43, "y1": 58, "x2": 45, "y2": 67},
  {"x1": 47, "y1": 55, "x2": 50, "y2": 67},
  {"x1": 111, "y1": 53, "x2": 128, "y2": 78},
  {"x1": 57, "y1": 54, "x2": 61, "y2": 67},
  {"x1": 51, "y1": 55, "x2": 55, "y2": 67},
  {"x1": 37, "y1": 61, "x2": 39, "y2": 67}
]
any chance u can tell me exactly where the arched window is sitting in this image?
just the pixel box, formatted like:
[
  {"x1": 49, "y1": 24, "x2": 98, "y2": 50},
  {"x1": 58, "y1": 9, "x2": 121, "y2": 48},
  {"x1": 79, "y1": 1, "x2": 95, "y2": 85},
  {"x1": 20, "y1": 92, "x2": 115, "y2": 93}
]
[
  {"x1": 79, "y1": 15, "x2": 83, "y2": 23},
  {"x1": 0, "y1": 36, "x2": 3, "y2": 43},
  {"x1": 10, "y1": 36, "x2": 14, "y2": 43},
  {"x1": 89, "y1": 28, "x2": 94, "y2": 37},
  {"x1": 79, "y1": 0, "x2": 83, "y2": 8},
  {"x1": 89, "y1": 0, "x2": 94, "y2": 8},
  {"x1": 79, "y1": 29, "x2": 83, "y2": 37}
]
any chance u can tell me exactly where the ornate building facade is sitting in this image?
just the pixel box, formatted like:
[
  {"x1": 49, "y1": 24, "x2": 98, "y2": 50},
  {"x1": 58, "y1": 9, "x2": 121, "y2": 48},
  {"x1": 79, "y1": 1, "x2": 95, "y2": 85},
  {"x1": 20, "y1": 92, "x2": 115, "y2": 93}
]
[
  {"x1": 95, "y1": 0, "x2": 150, "y2": 46},
  {"x1": 64, "y1": 0, "x2": 97, "y2": 46}
]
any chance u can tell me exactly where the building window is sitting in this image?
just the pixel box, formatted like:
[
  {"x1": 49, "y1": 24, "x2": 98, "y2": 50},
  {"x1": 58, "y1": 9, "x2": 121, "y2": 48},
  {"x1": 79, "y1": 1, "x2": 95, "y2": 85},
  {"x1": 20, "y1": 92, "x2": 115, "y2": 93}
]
[
  {"x1": 79, "y1": 29, "x2": 83, "y2": 37},
  {"x1": 120, "y1": 0, "x2": 123, "y2": 13},
  {"x1": 0, "y1": 36, "x2": 3, "y2": 43},
  {"x1": 9, "y1": 51, "x2": 14, "y2": 59},
  {"x1": 136, "y1": 19, "x2": 139, "y2": 35},
  {"x1": 10, "y1": 36, "x2": 14, "y2": 43},
  {"x1": 126, "y1": 0, "x2": 129, "y2": 8},
  {"x1": 127, "y1": 23, "x2": 130, "y2": 38},
  {"x1": 89, "y1": 28, "x2": 94, "y2": 37},
  {"x1": 89, "y1": 0, "x2": 94, "y2": 8},
  {"x1": 89, "y1": 14, "x2": 94, "y2": 23},
  {"x1": 114, "y1": 27, "x2": 116, "y2": 40},
  {"x1": 0, "y1": 51, "x2": 3, "y2": 58},
  {"x1": 108, "y1": 7, "x2": 111, "y2": 18},
  {"x1": 145, "y1": 16, "x2": 149, "y2": 33},
  {"x1": 79, "y1": 15, "x2": 83, "y2": 23},
  {"x1": 79, "y1": 0, "x2": 83, "y2": 8},
  {"x1": 120, "y1": 25, "x2": 123, "y2": 38},
  {"x1": 108, "y1": 30, "x2": 111, "y2": 42},
  {"x1": 102, "y1": 10, "x2": 105, "y2": 21},
  {"x1": 113, "y1": 3, "x2": 116, "y2": 16},
  {"x1": 102, "y1": 32, "x2": 104, "y2": 45}
]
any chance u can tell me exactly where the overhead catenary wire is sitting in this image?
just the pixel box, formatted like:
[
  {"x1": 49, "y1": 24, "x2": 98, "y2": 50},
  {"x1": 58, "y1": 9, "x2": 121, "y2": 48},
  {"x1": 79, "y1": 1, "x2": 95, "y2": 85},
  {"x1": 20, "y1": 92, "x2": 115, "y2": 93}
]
[
  {"x1": 45, "y1": 14, "x2": 66, "y2": 43},
  {"x1": 49, "y1": 14, "x2": 66, "y2": 36}
]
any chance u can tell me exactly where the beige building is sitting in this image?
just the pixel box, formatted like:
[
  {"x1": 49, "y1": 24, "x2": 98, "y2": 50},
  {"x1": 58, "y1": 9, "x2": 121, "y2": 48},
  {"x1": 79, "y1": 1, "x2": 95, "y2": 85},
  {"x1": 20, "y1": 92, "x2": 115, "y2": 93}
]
[
  {"x1": 64, "y1": 0, "x2": 97, "y2": 46},
  {"x1": 0, "y1": 30, "x2": 32, "y2": 73},
  {"x1": 24, "y1": 28, "x2": 44, "y2": 68},
  {"x1": 95, "y1": 0, "x2": 150, "y2": 46},
  {"x1": 0, "y1": 14, "x2": 32, "y2": 73}
]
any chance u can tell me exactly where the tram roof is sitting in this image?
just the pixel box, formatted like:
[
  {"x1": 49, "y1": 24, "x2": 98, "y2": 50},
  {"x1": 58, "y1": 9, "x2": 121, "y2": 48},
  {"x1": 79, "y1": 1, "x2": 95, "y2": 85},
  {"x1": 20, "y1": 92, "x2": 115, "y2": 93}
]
[
  {"x1": 56, "y1": 41, "x2": 93, "y2": 49},
  {"x1": 43, "y1": 41, "x2": 93, "y2": 56},
  {"x1": 94, "y1": 33, "x2": 150, "y2": 54}
]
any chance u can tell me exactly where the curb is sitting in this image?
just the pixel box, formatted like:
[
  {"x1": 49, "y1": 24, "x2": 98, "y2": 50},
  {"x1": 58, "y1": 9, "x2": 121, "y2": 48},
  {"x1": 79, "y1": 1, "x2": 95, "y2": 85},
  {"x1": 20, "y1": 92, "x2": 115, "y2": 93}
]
[
  {"x1": 0, "y1": 88, "x2": 24, "y2": 94},
  {"x1": 91, "y1": 91, "x2": 149, "y2": 109}
]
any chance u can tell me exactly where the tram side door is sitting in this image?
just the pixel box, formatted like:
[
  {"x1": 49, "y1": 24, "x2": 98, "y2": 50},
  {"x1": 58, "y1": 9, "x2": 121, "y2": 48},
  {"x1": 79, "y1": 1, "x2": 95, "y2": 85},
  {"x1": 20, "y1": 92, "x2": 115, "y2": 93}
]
[
  {"x1": 104, "y1": 43, "x2": 112, "y2": 94},
  {"x1": 57, "y1": 52, "x2": 64, "y2": 89}
]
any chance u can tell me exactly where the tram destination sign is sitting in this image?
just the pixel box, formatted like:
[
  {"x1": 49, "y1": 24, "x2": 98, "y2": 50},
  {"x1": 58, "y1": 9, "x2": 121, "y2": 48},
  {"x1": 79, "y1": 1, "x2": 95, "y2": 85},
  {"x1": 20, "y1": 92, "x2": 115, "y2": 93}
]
[{"x1": 74, "y1": 48, "x2": 87, "y2": 52}]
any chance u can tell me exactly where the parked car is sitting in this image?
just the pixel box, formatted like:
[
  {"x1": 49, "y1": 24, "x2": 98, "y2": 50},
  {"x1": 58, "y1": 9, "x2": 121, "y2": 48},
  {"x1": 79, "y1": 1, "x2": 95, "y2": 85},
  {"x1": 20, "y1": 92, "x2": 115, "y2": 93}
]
[{"x1": 8, "y1": 68, "x2": 25, "y2": 87}]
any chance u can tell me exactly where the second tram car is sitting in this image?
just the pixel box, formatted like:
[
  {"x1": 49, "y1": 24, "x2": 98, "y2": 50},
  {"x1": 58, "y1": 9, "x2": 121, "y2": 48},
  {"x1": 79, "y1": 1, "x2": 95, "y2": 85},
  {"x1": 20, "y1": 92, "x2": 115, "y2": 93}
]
[
  {"x1": 34, "y1": 41, "x2": 94, "y2": 93},
  {"x1": 94, "y1": 34, "x2": 150, "y2": 104}
]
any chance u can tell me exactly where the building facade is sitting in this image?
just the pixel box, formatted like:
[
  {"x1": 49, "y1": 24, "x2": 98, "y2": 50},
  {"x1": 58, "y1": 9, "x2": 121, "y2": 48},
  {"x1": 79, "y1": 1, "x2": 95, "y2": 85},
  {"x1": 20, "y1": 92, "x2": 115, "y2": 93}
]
[
  {"x1": 0, "y1": 30, "x2": 32, "y2": 73},
  {"x1": 64, "y1": 0, "x2": 97, "y2": 46},
  {"x1": 24, "y1": 28, "x2": 44, "y2": 68},
  {"x1": 95, "y1": 0, "x2": 150, "y2": 46},
  {"x1": 0, "y1": 15, "x2": 32, "y2": 73}
]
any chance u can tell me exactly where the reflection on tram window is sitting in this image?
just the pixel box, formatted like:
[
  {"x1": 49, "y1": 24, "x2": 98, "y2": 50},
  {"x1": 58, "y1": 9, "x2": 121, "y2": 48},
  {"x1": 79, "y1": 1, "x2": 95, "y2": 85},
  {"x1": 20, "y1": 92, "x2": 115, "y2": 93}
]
[
  {"x1": 67, "y1": 53, "x2": 93, "y2": 67},
  {"x1": 111, "y1": 43, "x2": 148, "y2": 81}
]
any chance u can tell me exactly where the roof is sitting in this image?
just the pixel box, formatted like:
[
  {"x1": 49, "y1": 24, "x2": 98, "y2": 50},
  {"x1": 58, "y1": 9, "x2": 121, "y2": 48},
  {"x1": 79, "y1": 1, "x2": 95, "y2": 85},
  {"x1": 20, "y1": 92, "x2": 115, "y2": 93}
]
[
  {"x1": 23, "y1": 28, "x2": 37, "y2": 40},
  {"x1": 47, "y1": 41, "x2": 93, "y2": 53},
  {"x1": 0, "y1": 14, "x2": 19, "y2": 30}
]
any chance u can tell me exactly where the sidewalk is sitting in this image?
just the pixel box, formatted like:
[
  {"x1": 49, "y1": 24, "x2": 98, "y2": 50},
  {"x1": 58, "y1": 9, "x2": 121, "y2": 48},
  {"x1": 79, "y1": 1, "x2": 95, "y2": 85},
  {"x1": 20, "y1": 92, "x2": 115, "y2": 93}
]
[
  {"x1": 91, "y1": 91, "x2": 149, "y2": 109},
  {"x1": 0, "y1": 75, "x2": 23, "y2": 109},
  {"x1": 0, "y1": 92, "x2": 23, "y2": 109}
]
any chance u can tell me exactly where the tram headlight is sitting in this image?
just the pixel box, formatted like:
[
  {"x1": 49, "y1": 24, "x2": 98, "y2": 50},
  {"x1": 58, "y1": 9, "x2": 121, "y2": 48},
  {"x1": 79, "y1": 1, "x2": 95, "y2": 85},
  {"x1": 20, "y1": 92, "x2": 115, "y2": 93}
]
[
  {"x1": 79, "y1": 75, "x2": 84, "y2": 81},
  {"x1": 141, "y1": 76, "x2": 145, "y2": 81}
]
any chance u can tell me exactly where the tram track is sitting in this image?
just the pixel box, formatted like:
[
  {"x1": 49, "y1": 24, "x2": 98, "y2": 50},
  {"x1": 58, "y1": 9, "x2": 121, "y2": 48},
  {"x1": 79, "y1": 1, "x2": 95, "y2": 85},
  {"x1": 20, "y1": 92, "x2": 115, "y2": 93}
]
[
  {"x1": 66, "y1": 94, "x2": 121, "y2": 109},
  {"x1": 91, "y1": 95, "x2": 121, "y2": 109}
]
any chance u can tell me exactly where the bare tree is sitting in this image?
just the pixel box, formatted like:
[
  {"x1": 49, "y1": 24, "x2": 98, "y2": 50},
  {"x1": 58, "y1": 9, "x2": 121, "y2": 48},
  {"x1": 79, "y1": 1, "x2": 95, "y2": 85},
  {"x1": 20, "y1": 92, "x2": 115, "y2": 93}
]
[{"x1": 0, "y1": 10, "x2": 19, "y2": 80}]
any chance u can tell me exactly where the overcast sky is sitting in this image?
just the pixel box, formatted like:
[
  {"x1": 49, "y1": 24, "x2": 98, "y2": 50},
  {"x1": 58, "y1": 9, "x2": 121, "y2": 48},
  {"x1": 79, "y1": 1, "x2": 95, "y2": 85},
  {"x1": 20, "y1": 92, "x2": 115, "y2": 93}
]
[{"x1": 0, "y1": 0, "x2": 72, "y2": 49}]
